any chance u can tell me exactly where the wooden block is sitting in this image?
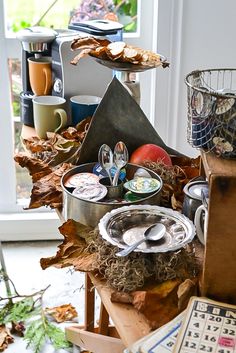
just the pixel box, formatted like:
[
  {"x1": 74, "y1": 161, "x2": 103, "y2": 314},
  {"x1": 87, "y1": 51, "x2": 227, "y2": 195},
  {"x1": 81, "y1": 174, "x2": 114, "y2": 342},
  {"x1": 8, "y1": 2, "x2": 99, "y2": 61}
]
[
  {"x1": 201, "y1": 153, "x2": 236, "y2": 303},
  {"x1": 65, "y1": 325, "x2": 125, "y2": 353}
]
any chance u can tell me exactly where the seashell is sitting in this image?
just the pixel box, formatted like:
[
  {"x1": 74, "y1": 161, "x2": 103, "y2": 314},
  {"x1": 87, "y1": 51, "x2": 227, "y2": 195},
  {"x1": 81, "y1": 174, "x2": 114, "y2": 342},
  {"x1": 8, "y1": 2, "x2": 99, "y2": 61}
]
[
  {"x1": 106, "y1": 41, "x2": 126, "y2": 60},
  {"x1": 213, "y1": 136, "x2": 233, "y2": 152},
  {"x1": 215, "y1": 97, "x2": 235, "y2": 115},
  {"x1": 123, "y1": 47, "x2": 142, "y2": 62},
  {"x1": 191, "y1": 91, "x2": 213, "y2": 117}
]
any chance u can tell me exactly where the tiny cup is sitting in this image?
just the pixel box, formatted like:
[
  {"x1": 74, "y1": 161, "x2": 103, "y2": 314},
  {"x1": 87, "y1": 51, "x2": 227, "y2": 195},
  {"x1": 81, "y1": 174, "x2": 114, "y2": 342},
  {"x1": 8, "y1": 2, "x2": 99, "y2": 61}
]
[{"x1": 99, "y1": 177, "x2": 123, "y2": 200}]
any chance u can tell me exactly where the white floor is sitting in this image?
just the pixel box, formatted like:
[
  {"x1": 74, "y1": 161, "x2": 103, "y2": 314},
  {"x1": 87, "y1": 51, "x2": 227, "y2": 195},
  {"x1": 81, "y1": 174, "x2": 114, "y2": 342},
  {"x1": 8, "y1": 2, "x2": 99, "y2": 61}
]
[{"x1": 0, "y1": 241, "x2": 100, "y2": 353}]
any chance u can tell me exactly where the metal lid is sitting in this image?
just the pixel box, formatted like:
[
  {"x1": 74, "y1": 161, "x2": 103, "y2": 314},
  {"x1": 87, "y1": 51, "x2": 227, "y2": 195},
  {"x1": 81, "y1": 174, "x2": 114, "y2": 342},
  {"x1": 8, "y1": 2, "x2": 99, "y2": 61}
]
[
  {"x1": 72, "y1": 183, "x2": 107, "y2": 202},
  {"x1": 17, "y1": 26, "x2": 57, "y2": 43},
  {"x1": 64, "y1": 172, "x2": 99, "y2": 188},
  {"x1": 183, "y1": 180, "x2": 209, "y2": 200}
]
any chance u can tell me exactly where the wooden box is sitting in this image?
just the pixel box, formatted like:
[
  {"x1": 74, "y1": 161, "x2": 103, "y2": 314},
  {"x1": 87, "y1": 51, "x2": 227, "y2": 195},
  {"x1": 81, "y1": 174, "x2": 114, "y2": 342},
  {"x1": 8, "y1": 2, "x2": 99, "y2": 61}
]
[{"x1": 201, "y1": 152, "x2": 236, "y2": 303}]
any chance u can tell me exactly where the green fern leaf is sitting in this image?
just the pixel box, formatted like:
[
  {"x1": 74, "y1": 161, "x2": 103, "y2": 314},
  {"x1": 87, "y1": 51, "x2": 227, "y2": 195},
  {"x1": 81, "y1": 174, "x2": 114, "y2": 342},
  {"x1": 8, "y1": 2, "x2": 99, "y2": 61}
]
[{"x1": 46, "y1": 321, "x2": 72, "y2": 349}]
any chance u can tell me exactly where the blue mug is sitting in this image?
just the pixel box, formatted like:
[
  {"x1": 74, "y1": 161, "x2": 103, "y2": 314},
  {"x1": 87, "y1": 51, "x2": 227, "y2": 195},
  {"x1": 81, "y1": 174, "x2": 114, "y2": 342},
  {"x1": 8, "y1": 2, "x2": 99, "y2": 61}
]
[{"x1": 70, "y1": 95, "x2": 101, "y2": 126}]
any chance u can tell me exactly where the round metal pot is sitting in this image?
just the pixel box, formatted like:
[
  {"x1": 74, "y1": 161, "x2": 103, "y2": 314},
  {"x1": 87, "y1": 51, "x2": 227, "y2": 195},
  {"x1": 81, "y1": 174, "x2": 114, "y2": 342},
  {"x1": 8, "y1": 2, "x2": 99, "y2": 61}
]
[{"x1": 61, "y1": 162, "x2": 163, "y2": 228}]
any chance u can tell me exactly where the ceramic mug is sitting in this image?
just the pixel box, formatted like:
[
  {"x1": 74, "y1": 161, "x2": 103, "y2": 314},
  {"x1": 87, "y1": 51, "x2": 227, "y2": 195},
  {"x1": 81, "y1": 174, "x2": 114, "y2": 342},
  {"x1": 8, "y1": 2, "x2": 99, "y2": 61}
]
[
  {"x1": 33, "y1": 96, "x2": 68, "y2": 139},
  {"x1": 194, "y1": 204, "x2": 208, "y2": 245},
  {"x1": 70, "y1": 95, "x2": 101, "y2": 126},
  {"x1": 28, "y1": 56, "x2": 52, "y2": 96}
]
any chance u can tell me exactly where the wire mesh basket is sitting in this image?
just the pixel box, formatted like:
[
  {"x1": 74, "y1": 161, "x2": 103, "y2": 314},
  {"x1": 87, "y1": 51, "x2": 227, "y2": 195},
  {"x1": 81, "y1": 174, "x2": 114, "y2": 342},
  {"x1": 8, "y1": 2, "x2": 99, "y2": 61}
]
[{"x1": 185, "y1": 68, "x2": 236, "y2": 158}]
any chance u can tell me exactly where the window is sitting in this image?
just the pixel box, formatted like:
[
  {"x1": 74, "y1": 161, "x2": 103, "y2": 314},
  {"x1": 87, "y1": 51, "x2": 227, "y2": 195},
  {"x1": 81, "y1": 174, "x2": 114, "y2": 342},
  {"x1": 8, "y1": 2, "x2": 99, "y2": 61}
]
[{"x1": 0, "y1": 0, "x2": 159, "y2": 240}]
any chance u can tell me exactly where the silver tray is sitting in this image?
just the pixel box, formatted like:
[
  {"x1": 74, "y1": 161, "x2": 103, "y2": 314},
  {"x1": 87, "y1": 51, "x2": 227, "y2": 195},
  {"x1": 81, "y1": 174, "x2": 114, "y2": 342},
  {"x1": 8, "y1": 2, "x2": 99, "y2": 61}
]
[
  {"x1": 90, "y1": 55, "x2": 167, "y2": 72},
  {"x1": 98, "y1": 205, "x2": 195, "y2": 253}
]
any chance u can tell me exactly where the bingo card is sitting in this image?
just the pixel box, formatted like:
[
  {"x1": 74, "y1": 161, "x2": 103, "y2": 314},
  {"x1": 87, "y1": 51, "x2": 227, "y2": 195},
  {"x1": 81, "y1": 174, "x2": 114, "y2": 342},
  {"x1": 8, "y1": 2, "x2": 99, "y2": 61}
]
[{"x1": 173, "y1": 296, "x2": 236, "y2": 353}]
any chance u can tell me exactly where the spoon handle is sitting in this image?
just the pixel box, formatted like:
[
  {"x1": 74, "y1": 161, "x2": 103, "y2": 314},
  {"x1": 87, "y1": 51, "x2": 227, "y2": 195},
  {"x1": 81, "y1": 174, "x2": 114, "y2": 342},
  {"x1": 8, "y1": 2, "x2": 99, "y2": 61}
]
[
  {"x1": 107, "y1": 170, "x2": 113, "y2": 186},
  {"x1": 116, "y1": 238, "x2": 146, "y2": 257},
  {"x1": 112, "y1": 168, "x2": 120, "y2": 186}
]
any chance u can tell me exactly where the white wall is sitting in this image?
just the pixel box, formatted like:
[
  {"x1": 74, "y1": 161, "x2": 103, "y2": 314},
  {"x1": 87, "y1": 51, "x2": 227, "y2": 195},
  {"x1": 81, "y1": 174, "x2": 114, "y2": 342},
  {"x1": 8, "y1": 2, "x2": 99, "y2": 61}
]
[{"x1": 154, "y1": 0, "x2": 236, "y2": 157}]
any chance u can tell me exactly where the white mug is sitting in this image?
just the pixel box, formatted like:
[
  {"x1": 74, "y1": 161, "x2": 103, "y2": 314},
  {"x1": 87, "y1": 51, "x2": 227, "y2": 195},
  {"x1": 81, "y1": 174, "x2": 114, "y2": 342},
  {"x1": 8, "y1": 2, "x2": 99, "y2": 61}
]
[{"x1": 194, "y1": 204, "x2": 208, "y2": 245}]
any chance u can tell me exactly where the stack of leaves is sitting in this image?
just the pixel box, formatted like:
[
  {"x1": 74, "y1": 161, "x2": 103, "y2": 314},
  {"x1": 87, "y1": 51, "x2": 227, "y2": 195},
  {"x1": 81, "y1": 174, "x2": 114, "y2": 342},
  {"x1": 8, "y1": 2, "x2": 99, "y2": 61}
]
[
  {"x1": 21, "y1": 117, "x2": 91, "y2": 167},
  {"x1": 15, "y1": 117, "x2": 92, "y2": 210},
  {"x1": 143, "y1": 156, "x2": 201, "y2": 210}
]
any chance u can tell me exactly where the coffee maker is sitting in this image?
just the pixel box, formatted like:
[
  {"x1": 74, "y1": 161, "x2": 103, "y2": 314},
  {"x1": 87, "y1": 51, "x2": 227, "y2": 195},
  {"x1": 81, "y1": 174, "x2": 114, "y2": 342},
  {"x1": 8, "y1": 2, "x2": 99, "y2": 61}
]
[{"x1": 17, "y1": 21, "x2": 123, "y2": 127}]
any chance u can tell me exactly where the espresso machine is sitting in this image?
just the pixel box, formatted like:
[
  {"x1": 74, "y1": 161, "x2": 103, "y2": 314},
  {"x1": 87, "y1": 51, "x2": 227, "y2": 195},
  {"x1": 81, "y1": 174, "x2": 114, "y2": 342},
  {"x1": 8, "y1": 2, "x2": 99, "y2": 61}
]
[{"x1": 17, "y1": 21, "x2": 123, "y2": 127}]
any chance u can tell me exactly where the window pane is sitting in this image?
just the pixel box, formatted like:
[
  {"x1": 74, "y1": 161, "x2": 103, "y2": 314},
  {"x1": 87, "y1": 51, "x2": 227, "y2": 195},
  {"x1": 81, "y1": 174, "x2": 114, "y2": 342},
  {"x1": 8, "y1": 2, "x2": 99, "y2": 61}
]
[
  {"x1": 9, "y1": 58, "x2": 32, "y2": 202},
  {"x1": 5, "y1": 0, "x2": 137, "y2": 34},
  {"x1": 15, "y1": 122, "x2": 32, "y2": 202}
]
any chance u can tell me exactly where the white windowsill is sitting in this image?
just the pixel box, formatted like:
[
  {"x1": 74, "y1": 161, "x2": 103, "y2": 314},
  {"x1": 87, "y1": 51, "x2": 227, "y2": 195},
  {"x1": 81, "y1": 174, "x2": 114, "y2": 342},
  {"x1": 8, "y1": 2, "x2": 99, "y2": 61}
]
[{"x1": 0, "y1": 211, "x2": 63, "y2": 241}]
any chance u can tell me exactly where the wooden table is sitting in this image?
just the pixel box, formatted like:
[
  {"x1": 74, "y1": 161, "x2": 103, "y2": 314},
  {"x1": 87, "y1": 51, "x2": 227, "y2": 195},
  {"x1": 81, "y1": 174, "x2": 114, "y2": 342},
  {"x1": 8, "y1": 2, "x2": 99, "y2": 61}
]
[{"x1": 65, "y1": 273, "x2": 151, "y2": 352}]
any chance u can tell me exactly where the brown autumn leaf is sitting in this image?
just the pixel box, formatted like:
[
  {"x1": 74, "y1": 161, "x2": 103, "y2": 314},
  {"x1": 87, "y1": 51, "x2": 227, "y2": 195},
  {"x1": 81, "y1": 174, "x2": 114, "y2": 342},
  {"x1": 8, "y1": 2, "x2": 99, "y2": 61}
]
[
  {"x1": 177, "y1": 278, "x2": 198, "y2": 311},
  {"x1": 26, "y1": 162, "x2": 72, "y2": 209},
  {"x1": 45, "y1": 304, "x2": 78, "y2": 323},
  {"x1": 110, "y1": 277, "x2": 199, "y2": 329},
  {"x1": 40, "y1": 219, "x2": 98, "y2": 272},
  {"x1": 14, "y1": 154, "x2": 53, "y2": 183},
  {"x1": 14, "y1": 155, "x2": 72, "y2": 209},
  {"x1": 0, "y1": 325, "x2": 14, "y2": 352}
]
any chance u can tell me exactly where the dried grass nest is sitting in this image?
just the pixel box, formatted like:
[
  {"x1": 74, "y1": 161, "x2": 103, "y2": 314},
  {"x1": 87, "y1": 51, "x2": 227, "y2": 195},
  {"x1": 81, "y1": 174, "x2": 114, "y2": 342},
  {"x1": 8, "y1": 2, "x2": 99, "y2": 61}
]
[{"x1": 87, "y1": 229, "x2": 200, "y2": 293}]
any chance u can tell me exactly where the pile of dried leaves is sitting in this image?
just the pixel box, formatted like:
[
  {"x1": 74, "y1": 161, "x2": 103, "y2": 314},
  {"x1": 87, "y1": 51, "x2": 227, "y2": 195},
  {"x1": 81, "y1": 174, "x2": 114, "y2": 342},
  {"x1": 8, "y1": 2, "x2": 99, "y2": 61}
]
[
  {"x1": 21, "y1": 117, "x2": 91, "y2": 167},
  {"x1": 14, "y1": 118, "x2": 92, "y2": 210}
]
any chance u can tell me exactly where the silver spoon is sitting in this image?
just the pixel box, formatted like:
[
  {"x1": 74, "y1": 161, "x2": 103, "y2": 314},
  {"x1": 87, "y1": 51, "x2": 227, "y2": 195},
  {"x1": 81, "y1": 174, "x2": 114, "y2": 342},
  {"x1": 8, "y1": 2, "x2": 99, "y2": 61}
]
[
  {"x1": 113, "y1": 141, "x2": 129, "y2": 186},
  {"x1": 98, "y1": 144, "x2": 113, "y2": 185},
  {"x1": 116, "y1": 223, "x2": 166, "y2": 257}
]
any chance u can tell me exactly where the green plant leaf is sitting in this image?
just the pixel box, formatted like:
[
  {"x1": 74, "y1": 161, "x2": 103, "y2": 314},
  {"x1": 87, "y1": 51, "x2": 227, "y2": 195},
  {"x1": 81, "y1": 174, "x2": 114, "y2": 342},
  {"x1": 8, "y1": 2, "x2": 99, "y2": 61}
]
[
  {"x1": 45, "y1": 321, "x2": 72, "y2": 349},
  {"x1": 24, "y1": 320, "x2": 46, "y2": 353},
  {"x1": 0, "y1": 302, "x2": 13, "y2": 324},
  {"x1": 2, "y1": 297, "x2": 40, "y2": 324},
  {"x1": 24, "y1": 317, "x2": 72, "y2": 352}
]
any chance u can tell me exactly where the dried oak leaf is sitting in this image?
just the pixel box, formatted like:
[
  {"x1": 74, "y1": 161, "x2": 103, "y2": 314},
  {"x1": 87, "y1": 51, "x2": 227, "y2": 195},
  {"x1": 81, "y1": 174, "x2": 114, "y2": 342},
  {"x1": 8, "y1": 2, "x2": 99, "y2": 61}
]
[
  {"x1": 40, "y1": 219, "x2": 98, "y2": 272},
  {"x1": 132, "y1": 279, "x2": 182, "y2": 329},
  {"x1": 22, "y1": 136, "x2": 54, "y2": 153},
  {"x1": 134, "y1": 278, "x2": 198, "y2": 329},
  {"x1": 27, "y1": 163, "x2": 72, "y2": 209},
  {"x1": 14, "y1": 154, "x2": 53, "y2": 183},
  {"x1": 14, "y1": 155, "x2": 72, "y2": 209},
  {"x1": 45, "y1": 304, "x2": 78, "y2": 323},
  {"x1": 177, "y1": 278, "x2": 198, "y2": 311},
  {"x1": 0, "y1": 325, "x2": 14, "y2": 351}
]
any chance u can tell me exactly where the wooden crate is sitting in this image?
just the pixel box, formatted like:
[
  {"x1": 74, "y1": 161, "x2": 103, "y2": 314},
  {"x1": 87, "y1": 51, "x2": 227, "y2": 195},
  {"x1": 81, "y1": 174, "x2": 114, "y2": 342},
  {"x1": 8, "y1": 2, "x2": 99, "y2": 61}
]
[
  {"x1": 65, "y1": 325, "x2": 125, "y2": 353},
  {"x1": 201, "y1": 152, "x2": 236, "y2": 303}
]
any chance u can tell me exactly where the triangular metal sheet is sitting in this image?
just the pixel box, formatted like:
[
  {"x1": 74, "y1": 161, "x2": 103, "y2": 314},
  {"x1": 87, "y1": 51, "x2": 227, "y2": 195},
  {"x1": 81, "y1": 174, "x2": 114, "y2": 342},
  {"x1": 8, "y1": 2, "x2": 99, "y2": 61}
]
[{"x1": 78, "y1": 76, "x2": 180, "y2": 164}]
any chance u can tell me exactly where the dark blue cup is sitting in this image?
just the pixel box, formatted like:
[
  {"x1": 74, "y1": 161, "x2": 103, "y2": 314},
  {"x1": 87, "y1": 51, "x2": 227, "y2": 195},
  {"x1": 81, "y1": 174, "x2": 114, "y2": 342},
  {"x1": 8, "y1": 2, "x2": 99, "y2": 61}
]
[{"x1": 70, "y1": 95, "x2": 101, "y2": 126}]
